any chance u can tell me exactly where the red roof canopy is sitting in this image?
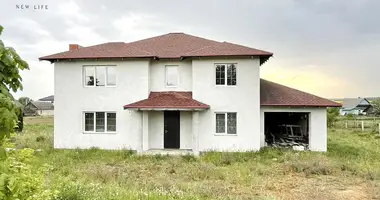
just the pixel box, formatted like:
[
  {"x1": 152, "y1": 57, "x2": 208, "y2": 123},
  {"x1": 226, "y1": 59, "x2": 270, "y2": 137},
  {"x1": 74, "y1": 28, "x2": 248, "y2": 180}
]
[
  {"x1": 260, "y1": 79, "x2": 341, "y2": 107},
  {"x1": 124, "y1": 92, "x2": 209, "y2": 110},
  {"x1": 39, "y1": 33, "x2": 273, "y2": 64}
]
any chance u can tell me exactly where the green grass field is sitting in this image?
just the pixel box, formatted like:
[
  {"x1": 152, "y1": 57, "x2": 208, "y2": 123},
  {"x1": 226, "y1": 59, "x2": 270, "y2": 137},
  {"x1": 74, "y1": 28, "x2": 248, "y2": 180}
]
[{"x1": 10, "y1": 118, "x2": 380, "y2": 200}]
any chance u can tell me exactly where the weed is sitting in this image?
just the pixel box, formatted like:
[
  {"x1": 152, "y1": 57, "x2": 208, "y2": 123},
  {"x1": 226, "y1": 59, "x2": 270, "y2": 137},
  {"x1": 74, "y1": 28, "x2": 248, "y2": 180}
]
[{"x1": 181, "y1": 154, "x2": 196, "y2": 162}]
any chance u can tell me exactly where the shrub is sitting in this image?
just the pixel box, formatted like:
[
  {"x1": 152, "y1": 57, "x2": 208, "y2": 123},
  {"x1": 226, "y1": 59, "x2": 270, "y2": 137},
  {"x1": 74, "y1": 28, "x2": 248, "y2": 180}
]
[
  {"x1": 36, "y1": 136, "x2": 46, "y2": 142},
  {"x1": 0, "y1": 148, "x2": 58, "y2": 200},
  {"x1": 327, "y1": 107, "x2": 340, "y2": 128}
]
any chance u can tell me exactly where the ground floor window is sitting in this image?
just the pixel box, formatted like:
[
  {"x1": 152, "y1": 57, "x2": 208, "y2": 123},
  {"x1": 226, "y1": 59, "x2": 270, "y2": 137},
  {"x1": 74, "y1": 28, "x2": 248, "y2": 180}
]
[
  {"x1": 84, "y1": 112, "x2": 116, "y2": 133},
  {"x1": 216, "y1": 112, "x2": 237, "y2": 134}
]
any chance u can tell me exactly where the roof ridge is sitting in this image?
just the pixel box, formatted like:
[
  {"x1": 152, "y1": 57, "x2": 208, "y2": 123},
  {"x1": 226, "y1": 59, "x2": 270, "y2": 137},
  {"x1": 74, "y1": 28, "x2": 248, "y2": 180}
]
[
  {"x1": 81, "y1": 41, "x2": 125, "y2": 49},
  {"x1": 178, "y1": 33, "x2": 222, "y2": 44},
  {"x1": 125, "y1": 33, "x2": 173, "y2": 45}
]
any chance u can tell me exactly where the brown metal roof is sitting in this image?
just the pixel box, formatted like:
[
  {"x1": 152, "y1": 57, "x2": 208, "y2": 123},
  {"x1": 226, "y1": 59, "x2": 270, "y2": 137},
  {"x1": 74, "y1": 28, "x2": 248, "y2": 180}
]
[
  {"x1": 260, "y1": 79, "x2": 342, "y2": 107},
  {"x1": 123, "y1": 92, "x2": 210, "y2": 110},
  {"x1": 39, "y1": 33, "x2": 273, "y2": 63}
]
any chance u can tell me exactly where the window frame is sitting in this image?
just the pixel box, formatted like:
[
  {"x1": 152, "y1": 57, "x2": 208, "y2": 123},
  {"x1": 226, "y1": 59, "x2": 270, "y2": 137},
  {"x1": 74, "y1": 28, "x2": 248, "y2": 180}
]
[
  {"x1": 214, "y1": 112, "x2": 237, "y2": 135},
  {"x1": 83, "y1": 65, "x2": 117, "y2": 88},
  {"x1": 165, "y1": 65, "x2": 179, "y2": 88},
  {"x1": 215, "y1": 63, "x2": 237, "y2": 86},
  {"x1": 83, "y1": 111, "x2": 117, "y2": 134}
]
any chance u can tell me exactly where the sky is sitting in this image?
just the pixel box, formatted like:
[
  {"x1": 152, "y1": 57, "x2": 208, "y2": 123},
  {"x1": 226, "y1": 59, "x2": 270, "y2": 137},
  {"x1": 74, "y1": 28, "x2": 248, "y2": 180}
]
[{"x1": 0, "y1": 0, "x2": 379, "y2": 100}]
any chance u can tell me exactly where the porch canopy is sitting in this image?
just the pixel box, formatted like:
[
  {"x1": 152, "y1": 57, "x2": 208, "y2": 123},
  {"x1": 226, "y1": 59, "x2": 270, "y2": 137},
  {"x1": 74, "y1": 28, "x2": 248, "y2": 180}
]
[{"x1": 123, "y1": 92, "x2": 209, "y2": 111}]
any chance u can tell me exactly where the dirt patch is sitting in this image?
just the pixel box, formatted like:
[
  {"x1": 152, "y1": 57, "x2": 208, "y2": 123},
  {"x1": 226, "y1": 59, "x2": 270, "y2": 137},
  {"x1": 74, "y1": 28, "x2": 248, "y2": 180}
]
[
  {"x1": 334, "y1": 186, "x2": 369, "y2": 200},
  {"x1": 260, "y1": 173, "x2": 379, "y2": 200}
]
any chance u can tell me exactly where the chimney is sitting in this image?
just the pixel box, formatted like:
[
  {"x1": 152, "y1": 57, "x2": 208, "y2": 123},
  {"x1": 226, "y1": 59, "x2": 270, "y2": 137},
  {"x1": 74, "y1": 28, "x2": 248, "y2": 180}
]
[{"x1": 69, "y1": 44, "x2": 81, "y2": 51}]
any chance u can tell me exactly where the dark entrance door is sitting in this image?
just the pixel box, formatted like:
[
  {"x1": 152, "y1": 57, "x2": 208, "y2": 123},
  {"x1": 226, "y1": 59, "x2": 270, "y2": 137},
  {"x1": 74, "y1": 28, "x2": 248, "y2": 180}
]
[{"x1": 164, "y1": 111, "x2": 180, "y2": 149}]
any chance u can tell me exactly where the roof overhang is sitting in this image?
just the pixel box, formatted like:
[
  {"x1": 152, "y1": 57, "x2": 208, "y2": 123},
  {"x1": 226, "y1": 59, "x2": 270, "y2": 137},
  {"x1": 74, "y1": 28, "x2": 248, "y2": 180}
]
[
  {"x1": 123, "y1": 92, "x2": 210, "y2": 111},
  {"x1": 125, "y1": 107, "x2": 208, "y2": 111}
]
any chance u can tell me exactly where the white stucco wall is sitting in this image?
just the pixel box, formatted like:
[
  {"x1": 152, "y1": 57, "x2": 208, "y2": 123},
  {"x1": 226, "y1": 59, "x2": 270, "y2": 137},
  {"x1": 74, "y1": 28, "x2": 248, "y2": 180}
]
[
  {"x1": 150, "y1": 60, "x2": 192, "y2": 91},
  {"x1": 54, "y1": 60, "x2": 150, "y2": 150},
  {"x1": 260, "y1": 107, "x2": 328, "y2": 152},
  {"x1": 54, "y1": 57, "x2": 328, "y2": 153},
  {"x1": 148, "y1": 111, "x2": 192, "y2": 149},
  {"x1": 192, "y1": 58, "x2": 261, "y2": 151}
]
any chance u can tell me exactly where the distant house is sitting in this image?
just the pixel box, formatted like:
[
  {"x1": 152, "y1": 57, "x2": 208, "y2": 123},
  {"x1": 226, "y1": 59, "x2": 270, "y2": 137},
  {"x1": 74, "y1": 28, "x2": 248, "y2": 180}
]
[
  {"x1": 38, "y1": 95, "x2": 54, "y2": 104},
  {"x1": 334, "y1": 98, "x2": 372, "y2": 115},
  {"x1": 24, "y1": 101, "x2": 54, "y2": 116}
]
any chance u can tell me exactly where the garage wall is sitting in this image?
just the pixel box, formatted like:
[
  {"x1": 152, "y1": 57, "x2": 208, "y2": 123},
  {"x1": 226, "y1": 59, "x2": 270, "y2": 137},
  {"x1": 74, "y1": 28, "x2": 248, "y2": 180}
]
[{"x1": 260, "y1": 107, "x2": 327, "y2": 152}]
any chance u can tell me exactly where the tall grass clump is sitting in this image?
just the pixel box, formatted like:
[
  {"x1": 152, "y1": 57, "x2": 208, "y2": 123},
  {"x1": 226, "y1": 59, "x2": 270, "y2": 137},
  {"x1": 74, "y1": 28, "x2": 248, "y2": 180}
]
[{"x1": 15, "y1": 124, "x2": 54, "y2": 150}]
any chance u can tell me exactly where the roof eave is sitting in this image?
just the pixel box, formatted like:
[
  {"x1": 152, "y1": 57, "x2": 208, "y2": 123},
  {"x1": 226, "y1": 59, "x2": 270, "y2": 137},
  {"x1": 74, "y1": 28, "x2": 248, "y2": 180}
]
[
  {"x1": 124, "y1": 106, "x2": 209, "y2": 111},
  {"x1": 39, "y1": 56, "x2": 157, "y2": 63}
]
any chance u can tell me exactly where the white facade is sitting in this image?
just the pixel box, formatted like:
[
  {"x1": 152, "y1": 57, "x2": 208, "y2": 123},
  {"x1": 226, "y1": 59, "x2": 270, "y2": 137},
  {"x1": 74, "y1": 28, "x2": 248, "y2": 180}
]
[
  {"x1": 53, "y1": 57, "x2": 329, "y2": 153},
  {"x1": 192, "y1": 58, "x2": 261, "y2": 151}
]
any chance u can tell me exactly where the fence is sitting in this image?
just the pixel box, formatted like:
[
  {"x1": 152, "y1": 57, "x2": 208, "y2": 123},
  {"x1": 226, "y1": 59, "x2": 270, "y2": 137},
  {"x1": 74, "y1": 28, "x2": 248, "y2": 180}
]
[{"x1": 334, "y1": 117, "x2": 380, "y2": 133}]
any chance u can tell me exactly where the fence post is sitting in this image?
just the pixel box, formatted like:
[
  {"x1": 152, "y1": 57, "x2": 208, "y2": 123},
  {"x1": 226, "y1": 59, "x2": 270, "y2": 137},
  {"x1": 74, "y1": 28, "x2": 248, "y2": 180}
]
[
  {"x1": 378, "y1": 123, "x2": 380, "y2": 135},
  {"x1": 361, "y1": 121, "x2": 364, "y2": 132},
  {"x1": 345, "y1": 121, "x2": 348, "y2": 129}
]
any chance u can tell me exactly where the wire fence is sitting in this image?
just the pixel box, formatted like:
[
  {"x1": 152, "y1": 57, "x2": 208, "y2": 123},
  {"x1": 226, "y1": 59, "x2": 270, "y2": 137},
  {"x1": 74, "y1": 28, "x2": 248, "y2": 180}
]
[{"x1": 334, "y1": 117, "x2": 380, "y2": 133}]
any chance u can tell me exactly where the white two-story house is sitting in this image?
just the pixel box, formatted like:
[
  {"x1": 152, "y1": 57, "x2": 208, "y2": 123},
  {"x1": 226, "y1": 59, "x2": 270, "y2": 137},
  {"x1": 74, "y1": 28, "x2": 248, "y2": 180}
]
[{"x1": 40, "y1": 33, "x2": 340, "y2": 154}]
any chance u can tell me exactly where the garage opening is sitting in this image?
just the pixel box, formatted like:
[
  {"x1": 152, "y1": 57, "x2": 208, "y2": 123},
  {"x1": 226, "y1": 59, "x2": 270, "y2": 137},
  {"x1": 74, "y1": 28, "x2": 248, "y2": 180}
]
[{"x1": 264, "y1": 112, "x2": 309, "y2": 150}]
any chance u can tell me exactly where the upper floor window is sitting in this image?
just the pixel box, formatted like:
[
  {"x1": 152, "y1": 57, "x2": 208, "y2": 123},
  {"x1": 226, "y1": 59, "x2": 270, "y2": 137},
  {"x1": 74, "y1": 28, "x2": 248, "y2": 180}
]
[
  {"x1": 166, "y1": 65, "x2": 179, "y2": 87},
  {"x1": 84, "y1": 66, "x2": 116, "y2": 87},
  {"x1": 215, "y1": 64, "x2": 236, "y2": 86}
]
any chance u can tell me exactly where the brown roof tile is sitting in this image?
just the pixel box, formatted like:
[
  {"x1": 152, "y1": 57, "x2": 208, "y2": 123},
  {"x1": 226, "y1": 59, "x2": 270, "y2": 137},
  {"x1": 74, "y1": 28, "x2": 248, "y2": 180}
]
[
  {"x1": 39, "y1": 33, "x2": 272, "y2": 63},
  {"x1": 260, "y1": 79, "x2": 341, "y2": 107},
  {"x1": 124, "y1": 92, "x2": 210, "y2": 109},
  {"x1": 39, "y1": 42, "x2": 153, "y2": 60}
]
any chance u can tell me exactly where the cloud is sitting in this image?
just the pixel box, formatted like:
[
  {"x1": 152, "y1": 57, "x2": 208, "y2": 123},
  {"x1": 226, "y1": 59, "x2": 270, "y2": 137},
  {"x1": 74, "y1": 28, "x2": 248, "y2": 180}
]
[{"x1": 0, "y1": 0, "x2": 379, "y2": 99}]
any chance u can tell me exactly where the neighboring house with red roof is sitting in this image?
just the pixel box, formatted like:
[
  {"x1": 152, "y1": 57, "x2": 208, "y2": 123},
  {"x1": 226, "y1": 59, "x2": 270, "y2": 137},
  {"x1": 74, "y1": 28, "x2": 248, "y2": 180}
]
[{"x1": 40, "y1": 33, "x2": 340, "y2": 154}]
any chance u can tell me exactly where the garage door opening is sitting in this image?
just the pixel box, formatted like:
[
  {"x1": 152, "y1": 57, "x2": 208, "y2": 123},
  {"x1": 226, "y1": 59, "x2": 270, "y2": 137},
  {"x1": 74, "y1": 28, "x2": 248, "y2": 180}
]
[{"x1": 264, "y1": 112, "x2": 309, "y2": 149}]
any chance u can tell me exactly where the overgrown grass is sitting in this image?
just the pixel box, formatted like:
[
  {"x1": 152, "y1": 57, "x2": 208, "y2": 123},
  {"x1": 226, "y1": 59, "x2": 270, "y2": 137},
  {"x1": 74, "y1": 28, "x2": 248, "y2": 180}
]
[
  {"x1": 15, "y1": 124, "x2": 53, "y2": 149},
  {"x1": 11, "y1": 123, "x2": 380, "y2": 199}
]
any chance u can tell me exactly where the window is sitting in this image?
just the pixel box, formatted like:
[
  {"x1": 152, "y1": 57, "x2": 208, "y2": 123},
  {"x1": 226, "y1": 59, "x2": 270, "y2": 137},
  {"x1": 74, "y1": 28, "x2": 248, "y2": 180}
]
[
  {"x1": 165, "y1": 65, "x2": 179, "y2": 87},
  {"x1": 215, "y1": 112, "x2": 237, "y2": 134},
  {"x1": 83, "y1": 66, "x2": 116, "y2": 87},
  {"x1": 215, "y1": 64, "x2": 236, "y2": 85},
  {"x1": 83, "y1": 112, "x2": 116, "y2": 133}
]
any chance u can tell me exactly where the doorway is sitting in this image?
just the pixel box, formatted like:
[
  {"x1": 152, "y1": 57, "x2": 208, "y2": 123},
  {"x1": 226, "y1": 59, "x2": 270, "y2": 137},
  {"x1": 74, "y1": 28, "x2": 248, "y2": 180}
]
[
  {"x1": 164, "y1": 111, "x2": 180, "y2": 149},
  {"x1": 264, "y1": 112, "x2": 310, "y2": 148}
]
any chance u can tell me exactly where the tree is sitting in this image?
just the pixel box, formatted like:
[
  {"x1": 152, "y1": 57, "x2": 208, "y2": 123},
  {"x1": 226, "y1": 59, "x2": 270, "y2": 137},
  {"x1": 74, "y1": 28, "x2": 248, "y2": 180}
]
[
  {"x1": 327, "y1": 107, "x2": 340, "y2": 128},
  {"x1": 0, "y1": 25, "x2": 29, "y2": 158},
  {"x1": 371, "y1": 99, "x2": 380, "y2": 116},
  {"x1": 18, "y1": 96, "x2": 33, "y2": 106}
]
